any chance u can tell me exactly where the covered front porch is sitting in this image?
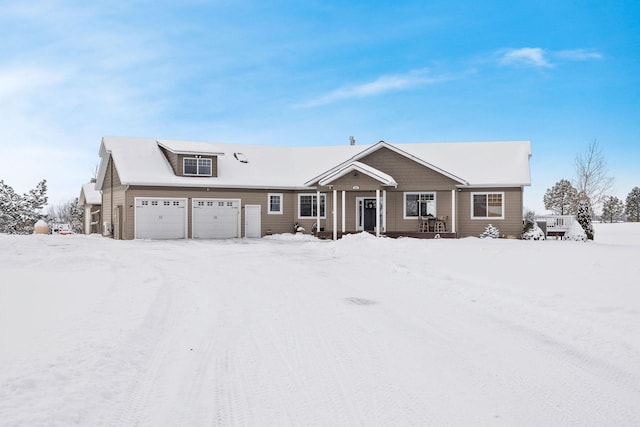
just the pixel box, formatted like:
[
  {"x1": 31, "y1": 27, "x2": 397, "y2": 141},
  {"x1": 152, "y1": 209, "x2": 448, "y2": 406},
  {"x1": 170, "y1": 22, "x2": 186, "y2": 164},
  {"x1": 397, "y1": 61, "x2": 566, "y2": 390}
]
[{"x1": 307, "y1": 161, "x2": 458, "y2": 240}]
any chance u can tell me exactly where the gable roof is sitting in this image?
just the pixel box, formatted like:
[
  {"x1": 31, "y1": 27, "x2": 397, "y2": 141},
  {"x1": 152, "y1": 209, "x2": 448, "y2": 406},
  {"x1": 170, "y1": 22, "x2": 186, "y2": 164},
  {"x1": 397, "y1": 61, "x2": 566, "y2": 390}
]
[
  {"x1": 96, "y1": 136, "x2": 531, "y2": 190},
  {"x1": 79, "y1": 182, "x2": 101, "y2": 205},
  {"x1": 318, "y1": 161, "x2": 398, "y2": 187}
]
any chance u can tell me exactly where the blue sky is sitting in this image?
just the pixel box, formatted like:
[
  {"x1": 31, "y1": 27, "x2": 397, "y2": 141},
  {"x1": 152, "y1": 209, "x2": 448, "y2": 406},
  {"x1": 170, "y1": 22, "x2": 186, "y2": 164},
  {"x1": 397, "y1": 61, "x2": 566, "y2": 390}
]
[{"x1": 1, "y1": 0, "x2": 638, "y2": 213}]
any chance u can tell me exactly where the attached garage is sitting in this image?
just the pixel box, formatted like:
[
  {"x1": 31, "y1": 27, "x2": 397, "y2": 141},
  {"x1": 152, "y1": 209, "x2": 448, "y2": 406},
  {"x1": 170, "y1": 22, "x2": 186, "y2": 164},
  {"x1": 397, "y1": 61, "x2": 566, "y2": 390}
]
[
  {"x1": 192, "y1": 198, "x2": 241, "y2": 239},
  {"x1": 135, "y1": 198, "x2": 187, "y2": 239}
]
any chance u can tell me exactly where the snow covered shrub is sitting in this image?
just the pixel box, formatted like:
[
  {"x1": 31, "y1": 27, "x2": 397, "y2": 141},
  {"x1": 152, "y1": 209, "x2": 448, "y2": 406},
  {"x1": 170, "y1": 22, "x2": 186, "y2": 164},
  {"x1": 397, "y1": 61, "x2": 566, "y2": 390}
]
[
  {"x1": 480, "y1": 224, "x2": 500, "y2": 239},
  {"x1": 522, "y1": 223, "x2": 545, "y2": 240},
  {"x1": 521, "y1": 209, "x2": 536, "y2": 236},
  {"x1": 565, "y1": 220, "x2": 587, "y2": 241}
]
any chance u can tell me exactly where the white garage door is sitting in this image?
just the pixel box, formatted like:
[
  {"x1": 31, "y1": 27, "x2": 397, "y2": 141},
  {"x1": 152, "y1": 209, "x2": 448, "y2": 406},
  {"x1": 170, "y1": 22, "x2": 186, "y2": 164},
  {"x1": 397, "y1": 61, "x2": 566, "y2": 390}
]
[
  {"x1": 135, "y1": 198, "x2": 187, "y2": 239},
  {"x1": 192, "y1": 199, "x2": 240, "y2": 239}
]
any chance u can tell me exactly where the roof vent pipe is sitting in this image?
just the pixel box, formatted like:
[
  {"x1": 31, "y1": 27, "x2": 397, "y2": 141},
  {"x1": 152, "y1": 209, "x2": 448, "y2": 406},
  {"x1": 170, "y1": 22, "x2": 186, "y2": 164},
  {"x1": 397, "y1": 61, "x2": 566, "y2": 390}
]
[{"x1": 349, "y1": 136, "x2": 355, "y2": 146}]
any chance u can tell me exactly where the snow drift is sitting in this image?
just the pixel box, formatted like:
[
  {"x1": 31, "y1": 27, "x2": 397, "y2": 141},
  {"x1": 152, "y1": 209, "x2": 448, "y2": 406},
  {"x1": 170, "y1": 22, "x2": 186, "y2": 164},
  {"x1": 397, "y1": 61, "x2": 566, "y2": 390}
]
[{"x1": 1, "y1": 224, "x2": 639, "y2": 426}]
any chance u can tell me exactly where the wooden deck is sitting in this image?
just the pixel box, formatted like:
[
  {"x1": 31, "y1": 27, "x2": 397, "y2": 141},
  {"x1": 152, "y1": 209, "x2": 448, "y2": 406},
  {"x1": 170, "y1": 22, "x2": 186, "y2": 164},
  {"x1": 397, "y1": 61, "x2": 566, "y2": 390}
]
[{"x1": 314, "y1": 231, "x2": 457, "y2": 240}]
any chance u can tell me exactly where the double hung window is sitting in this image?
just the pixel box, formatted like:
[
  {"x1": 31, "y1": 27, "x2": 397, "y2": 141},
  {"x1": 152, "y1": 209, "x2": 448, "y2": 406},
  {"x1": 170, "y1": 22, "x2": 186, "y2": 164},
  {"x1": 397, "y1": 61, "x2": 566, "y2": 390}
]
[{"x1": 268, "y1": 193, "x2": 283, "y2": 214}]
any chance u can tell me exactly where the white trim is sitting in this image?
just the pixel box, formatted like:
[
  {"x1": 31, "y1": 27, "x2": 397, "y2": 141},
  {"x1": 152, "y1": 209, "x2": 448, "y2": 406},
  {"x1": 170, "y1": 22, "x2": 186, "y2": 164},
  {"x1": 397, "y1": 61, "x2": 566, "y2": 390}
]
[
  {"x1": 375, "y1": 189, "x2": 380, "y2": 237},
  {"x1": 297, "y1": 193, "x2": 326, "y2": 219},
  {"x1": 382, "y1": 190, "x2": 387, "y2": 233},
  {"x1": 305, "y1": 141, "x2": 468, "y2": 186},
  {"x1": 316, "y1": 190, "x2": 321, "y2": 230},
  {"x1": 470, "y1": 191, "x2": 505, "y2": 220},
  {"x1": 355, "y1": 195, "x2": 385, "y2": 232},
  {"x1": 267, "y1": 193, "x2": 283, "y2": 215},
  {"x1": 451, "y1": 190, "x2": 456, "y2": 233},
  {"x1": 341, "y1": 191, "x2": 346, "y2": 233},
  {"x1": 183, "y1": 157, "x2": 213, "y2": 177},
  {"x1": 333, "y1": 190, "x2": 338, "y2": 240},
  {"x1": 403, "y1": 192, "x2": 437, "y2": 219},
  {"x1": 318, "y1": 161, "x2": 397, "y2": 187}
]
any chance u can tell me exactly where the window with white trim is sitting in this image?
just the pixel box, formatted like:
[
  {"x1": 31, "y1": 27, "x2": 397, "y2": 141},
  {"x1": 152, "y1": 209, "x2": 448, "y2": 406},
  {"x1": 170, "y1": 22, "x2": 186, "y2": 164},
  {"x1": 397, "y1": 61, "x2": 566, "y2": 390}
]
[
  {"x1": 268, "y1": 193, "x2": 283, "y2": 214},
  {"x1": 404, "y1": 192, "x2": 436, "y2": 218},
  {"x1": 298, "y1": 194, "x2": 325, "y2": 218},
  {"x1": 183, "y1": 157, "x2": 212, "y2": 176},
  {"x1": 472, "y1": 192, "x2": 504, "y2": 219}
]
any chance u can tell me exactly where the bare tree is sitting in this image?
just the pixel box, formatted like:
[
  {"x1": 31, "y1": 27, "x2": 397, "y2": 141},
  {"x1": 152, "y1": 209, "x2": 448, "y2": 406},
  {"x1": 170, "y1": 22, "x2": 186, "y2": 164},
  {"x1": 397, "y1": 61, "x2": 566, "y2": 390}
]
[{"x1": 573, "y1": 140, "x2": 614, "y2": 212}]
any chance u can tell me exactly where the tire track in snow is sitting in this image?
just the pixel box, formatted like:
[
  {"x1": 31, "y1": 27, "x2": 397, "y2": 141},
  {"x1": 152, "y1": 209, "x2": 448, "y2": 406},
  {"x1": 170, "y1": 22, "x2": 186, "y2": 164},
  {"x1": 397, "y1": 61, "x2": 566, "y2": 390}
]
[{"x1": 111, "y1": 271, "x2": 182, "y2": 427}]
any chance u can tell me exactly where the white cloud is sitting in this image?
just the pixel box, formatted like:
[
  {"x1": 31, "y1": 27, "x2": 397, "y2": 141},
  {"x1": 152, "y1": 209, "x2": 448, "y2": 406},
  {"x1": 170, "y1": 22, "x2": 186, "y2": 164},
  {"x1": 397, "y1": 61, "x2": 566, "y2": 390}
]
[
  {"x1": 297, "y1": 69, "x2": 455, "y2": 108},
  {"x1": 499, "y1": 48, "x2": 552, "y2": 68},
  {"x1": 554, "y1": 49, "x2": 603, "y2": 61}
]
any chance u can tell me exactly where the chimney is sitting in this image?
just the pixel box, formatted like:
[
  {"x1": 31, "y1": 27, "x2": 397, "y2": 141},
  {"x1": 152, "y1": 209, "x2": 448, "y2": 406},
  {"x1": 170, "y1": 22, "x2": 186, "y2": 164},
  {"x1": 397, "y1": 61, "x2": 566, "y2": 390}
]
[{"x1": 349, "y1": 136, "x2": 355, "y2": 146}]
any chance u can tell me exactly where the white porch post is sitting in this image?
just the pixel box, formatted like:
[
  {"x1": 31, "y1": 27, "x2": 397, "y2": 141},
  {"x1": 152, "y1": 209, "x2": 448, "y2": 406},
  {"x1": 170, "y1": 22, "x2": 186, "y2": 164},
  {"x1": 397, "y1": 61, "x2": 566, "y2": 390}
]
[
  {"x1": 341, "y1": 191, "x2": 346, "y2": 233},
  {"x1": 375, "y1": 189, "x2": 380, "y2": 237},
  {"x1": 451, "y1": 189, "x2": 456, "y2": 234},
  {"x1": 382, "y1": 189, "x2": 387, "y2": 233},
  {"x1": 333, "y1": 189, "x2": 337, "y2": 240},
  {"x1": 316, "y1": 190, "x2": 321, "y2": 234}
]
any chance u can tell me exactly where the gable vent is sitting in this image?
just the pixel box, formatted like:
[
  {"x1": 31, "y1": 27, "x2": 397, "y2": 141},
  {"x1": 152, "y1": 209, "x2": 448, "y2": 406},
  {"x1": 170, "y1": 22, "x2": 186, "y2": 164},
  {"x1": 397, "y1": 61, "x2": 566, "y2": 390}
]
[{"x1": 233, "y1": 152, "x2": 248, "y2": 163}]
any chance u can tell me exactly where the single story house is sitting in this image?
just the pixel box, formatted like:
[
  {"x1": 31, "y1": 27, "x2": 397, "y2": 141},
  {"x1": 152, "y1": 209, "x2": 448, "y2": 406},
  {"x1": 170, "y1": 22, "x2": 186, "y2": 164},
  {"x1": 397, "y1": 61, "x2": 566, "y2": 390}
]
[
  {"x1": 79, "y1": 180, "x2": 102, "y2": 234},
  {"x1": 94, "y1": 136, "x2": 531, "y2": 240}
]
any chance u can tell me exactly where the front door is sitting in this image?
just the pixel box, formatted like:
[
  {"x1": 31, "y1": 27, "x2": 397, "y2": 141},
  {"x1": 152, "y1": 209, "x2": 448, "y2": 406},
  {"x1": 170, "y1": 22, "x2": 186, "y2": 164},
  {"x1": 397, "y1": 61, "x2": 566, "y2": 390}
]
[
  {"x1": 357, "y1": 197, "x2": 384, "y2": 232},
  {"x1": 363, "y1": 199, "x2": 377, "y2": 231}
]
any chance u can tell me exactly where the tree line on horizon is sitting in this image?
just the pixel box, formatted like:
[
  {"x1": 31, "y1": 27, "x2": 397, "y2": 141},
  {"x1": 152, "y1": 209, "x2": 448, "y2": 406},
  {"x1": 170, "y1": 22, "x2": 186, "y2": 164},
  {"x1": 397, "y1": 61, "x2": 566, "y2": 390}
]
[
  {"x1": 0, "y1": 179, "x2": 83, "y2": 234},
  {"x1": 541, "y1": 140, "x2": 640, "y2": 225}
]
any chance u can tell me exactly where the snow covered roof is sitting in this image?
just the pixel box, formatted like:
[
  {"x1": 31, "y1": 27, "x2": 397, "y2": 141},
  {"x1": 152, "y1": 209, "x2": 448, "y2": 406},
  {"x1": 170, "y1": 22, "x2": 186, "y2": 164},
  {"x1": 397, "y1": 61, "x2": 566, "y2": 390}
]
[
  {"x1": 318, "y1": 161, "x2": 398, "y2": 187},
  {"x1": 79, "y1": 182, "x2": 101, "y2": 205},
  {"x1": 96, "y1": 137, "x2": 531, "y2": 190}
]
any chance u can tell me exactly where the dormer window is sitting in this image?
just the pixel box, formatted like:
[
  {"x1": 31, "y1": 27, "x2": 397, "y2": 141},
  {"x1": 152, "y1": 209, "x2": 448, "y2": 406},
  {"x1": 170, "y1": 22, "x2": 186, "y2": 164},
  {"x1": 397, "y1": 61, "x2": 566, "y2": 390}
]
[{"x1": 184, "y1": 157, "x2": 212, "y2": 176}]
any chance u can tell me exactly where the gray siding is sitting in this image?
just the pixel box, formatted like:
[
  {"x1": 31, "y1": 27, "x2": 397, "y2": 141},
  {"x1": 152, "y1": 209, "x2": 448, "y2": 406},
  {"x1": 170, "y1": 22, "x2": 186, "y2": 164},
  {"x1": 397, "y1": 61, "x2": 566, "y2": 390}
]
[
  {"x1": 100, "y1": 156, "x2": 127, "y2": 237},
  {"x1": 122, "y1": 187, "x2": 297, "y2": 239},
  {"x1": 108, "y1": 145, "x2": 525, "y2": 239},
  {"x1": 456, "y1": 187, "x2": 523, "y2": 238}
]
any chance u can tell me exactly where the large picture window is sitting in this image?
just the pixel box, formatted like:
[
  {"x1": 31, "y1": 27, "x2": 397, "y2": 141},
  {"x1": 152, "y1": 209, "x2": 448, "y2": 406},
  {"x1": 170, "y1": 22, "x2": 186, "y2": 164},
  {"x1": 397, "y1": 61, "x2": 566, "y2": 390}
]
[
  {"x1": 472, "y1": 192, "x2": 504, "y2": 218},
  {"x1": 404, "y1": 192, "x2": 436, "y2": 218},
  {"x1": 298, "y1": 194, "x2": 325, "y2": 218},
  {"x1": 183, "y1": 157, "x2": 212, "y2": 176},
  {"x1": 268, "y1": 193, "x2": 283, "y2": 214}
]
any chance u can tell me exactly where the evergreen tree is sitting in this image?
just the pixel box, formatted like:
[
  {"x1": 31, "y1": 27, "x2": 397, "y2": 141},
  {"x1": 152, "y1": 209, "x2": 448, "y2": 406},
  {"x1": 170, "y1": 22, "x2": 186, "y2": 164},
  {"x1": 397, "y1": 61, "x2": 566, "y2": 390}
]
[
  {"x1": 576, "y1": 193, "x2": 594, "y2": 240},
  {"x1": 601, "y1": 196, "x2": 625, "y2": 223},
  {"x1": 20, "y1": 179, "x2": 48, "y2": 233},
  {"x1": 521, "y1": 209, "x2": 536, "y2": 235},
  {"x1": 0, "y1": 179, "x2": 48, "y2": 234},
  {"x1": 0, "y1": 180, "x2": 22, "y2": 234},
  {"x1": 69, "y1": 198, "x2": 84, "y2": 233},
  {"x1": 543, "y1": 179, "x2": 578, "y2": 215},
  {"x1": 480, "y1": 224, "x2": 500, "y2": 238},
  {"x1": 625, "y1": 187, "x2": 640, "y2": 222},
  {"x1": 46, "y1": 198, "x2": 84, "y2": 233}
]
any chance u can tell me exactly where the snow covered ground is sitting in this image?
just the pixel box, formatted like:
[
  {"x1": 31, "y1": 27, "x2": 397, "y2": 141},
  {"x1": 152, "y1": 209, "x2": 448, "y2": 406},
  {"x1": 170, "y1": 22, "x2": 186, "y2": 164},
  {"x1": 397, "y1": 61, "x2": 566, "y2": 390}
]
[{"x1": 1, "y1": 223, "x2": 639, "y2": 426}]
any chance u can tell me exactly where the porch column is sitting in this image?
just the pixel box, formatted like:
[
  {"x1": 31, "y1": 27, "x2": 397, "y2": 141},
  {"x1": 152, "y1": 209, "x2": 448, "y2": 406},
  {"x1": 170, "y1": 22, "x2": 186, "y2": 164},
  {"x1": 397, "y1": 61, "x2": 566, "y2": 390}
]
[
  {"x1": 341, "y1": 190, "x2": 346, "y2": 233},
  {"x1": 375, "y1": 189, "x2": 380, "y2": 237},
  {"x1": 451, "y1": 189, "x2": 456, "y2": 234},
  {"x1": 316, "y1": 190, "x2": 321, "y2": 234},
  {"x1": 333, "y1": 189, "x2": 337, "y2": 240},
  {"x1": 382, "y1": 190, "x2": 387, "y2": 233}
]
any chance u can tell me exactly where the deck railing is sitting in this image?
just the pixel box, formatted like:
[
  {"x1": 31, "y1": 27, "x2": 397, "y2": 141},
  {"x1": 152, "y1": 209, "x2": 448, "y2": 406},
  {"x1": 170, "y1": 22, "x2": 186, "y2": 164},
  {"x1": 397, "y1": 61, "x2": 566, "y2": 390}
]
[{"x1": 536, "y1": 215, "x2": 576, "y2": 236}]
